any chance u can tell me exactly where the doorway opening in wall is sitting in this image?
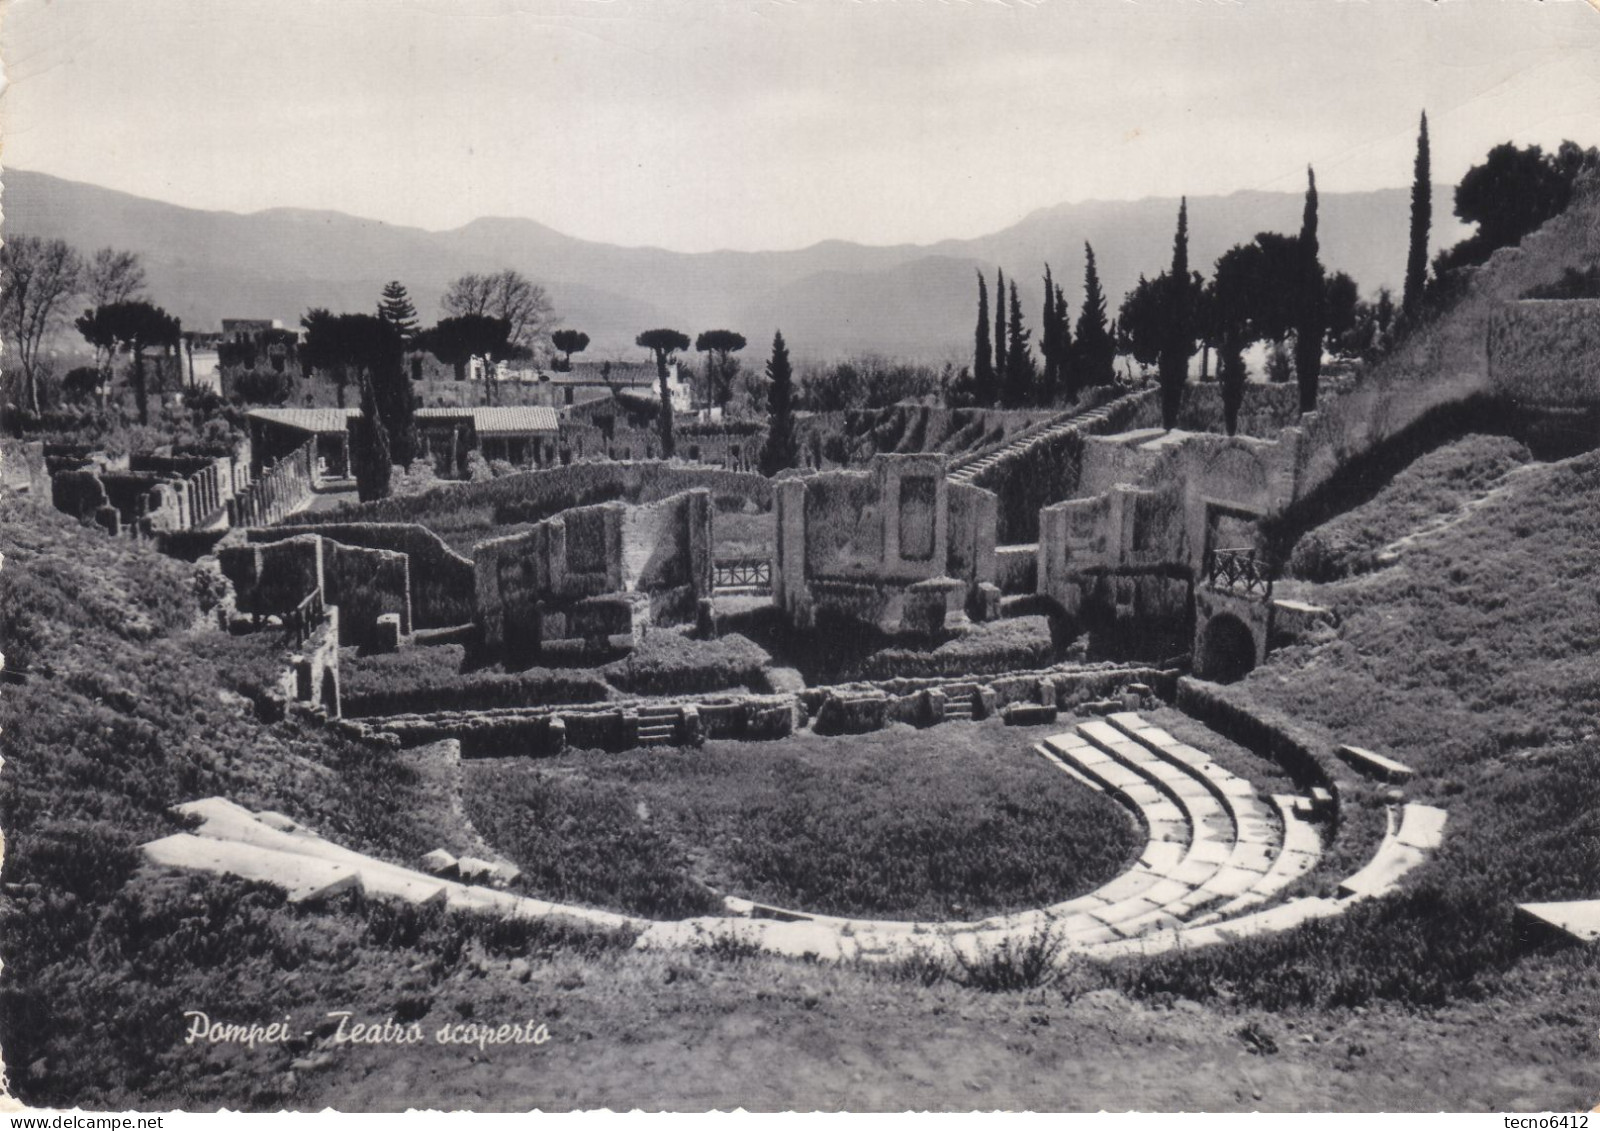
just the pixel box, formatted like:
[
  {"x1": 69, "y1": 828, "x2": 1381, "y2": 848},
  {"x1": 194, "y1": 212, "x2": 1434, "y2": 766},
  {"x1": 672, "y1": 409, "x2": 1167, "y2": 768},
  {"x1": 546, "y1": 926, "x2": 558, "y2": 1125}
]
[{"x1": 1196, "y1": 613, "x2": 1257, "y2": 684}]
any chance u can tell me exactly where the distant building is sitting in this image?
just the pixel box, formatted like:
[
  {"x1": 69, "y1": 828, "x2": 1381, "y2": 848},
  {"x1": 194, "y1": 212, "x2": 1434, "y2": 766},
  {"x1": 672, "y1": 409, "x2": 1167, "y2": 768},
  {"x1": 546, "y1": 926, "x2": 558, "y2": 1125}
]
[
  {"x1": 219, "y1": 318, "x2": 299, "y2": 376},
  {"x1": 415, "y1": 405, "x2": 560, "y2": 475}
]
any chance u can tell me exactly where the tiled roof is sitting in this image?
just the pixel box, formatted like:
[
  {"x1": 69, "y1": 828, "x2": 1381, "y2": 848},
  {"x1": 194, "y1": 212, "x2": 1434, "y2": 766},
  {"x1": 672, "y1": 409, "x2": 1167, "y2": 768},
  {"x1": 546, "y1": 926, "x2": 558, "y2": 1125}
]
[
  {"x1": 246, "y1": 407, "x2": 360, "y2": 434},
  {"x1": 249, "y1": 405, "x2": 558, "y2": 436},
  {"x1": 416, "y1": 406, "x2": 560, "y2": 434}
]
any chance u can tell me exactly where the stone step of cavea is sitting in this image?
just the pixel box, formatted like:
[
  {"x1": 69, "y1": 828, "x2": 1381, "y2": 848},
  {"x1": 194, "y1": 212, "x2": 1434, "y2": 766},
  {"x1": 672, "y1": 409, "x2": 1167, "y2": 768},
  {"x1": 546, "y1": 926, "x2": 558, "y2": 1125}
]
[{"x1": 1063, "y1": 717, "x2": 1304, "y2": 928}]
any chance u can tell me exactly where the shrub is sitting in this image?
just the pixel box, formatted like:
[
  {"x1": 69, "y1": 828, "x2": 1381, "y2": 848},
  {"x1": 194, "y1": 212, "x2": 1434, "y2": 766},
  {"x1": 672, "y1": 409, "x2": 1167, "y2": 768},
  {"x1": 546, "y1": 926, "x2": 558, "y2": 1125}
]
[{"x1": 951, "y1": 923, "x2": 1065, "y2": 993}]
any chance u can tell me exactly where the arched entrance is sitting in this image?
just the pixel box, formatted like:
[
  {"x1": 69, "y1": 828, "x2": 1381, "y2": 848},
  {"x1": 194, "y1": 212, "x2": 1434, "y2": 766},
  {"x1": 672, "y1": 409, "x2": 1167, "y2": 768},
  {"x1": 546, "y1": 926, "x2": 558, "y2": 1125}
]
[{"x1": 1195, "y1": 613, "x2": 1258, "y2": 684}]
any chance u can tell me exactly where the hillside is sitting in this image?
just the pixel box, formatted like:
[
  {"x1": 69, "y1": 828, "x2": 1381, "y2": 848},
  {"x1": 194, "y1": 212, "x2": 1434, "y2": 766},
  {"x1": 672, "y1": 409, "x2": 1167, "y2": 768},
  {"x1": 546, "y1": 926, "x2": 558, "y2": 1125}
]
[{"x1": 3, "y1": 169, "x2": 1467, "y2": 362}]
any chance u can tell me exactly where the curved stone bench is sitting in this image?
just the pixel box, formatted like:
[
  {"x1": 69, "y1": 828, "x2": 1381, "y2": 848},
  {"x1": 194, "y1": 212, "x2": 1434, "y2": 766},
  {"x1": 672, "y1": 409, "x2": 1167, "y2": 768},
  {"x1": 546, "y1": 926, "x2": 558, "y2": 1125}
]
[
  {"x1": 1338, "y1": 803, "x2": 1447, "y2": 899},
  {"x1": 1037, "y1": 715, "x2": 1296, "y2": 937},
  {"x1": 150, "y1": 755, "x2": 1435, "y2": 969}
]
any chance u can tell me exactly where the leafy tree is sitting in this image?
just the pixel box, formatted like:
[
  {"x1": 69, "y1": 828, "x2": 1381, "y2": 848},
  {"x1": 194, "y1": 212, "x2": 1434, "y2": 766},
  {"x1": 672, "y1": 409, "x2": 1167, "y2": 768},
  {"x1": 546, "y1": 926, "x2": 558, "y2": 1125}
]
[
  {"x1": 74, "y1": 301, "x2": 180, "y2": 425},
  {"x1": 442, "y1": 269, "x2": 555, "y2": 354},
  {"x1": 1294, "y1": 168, "x2": 1325, "y2": 414},
  {"x1": 759, "y1": 330, "x2": 798, "y2": 476},
  {"x1": 695, "y1": 329, "x2": 747, "y2": 410},
  {"x1": 61, "y1": 366, "x2": 102, "y2": 405},
  {"x1": 2, "y1": 236, "x2": 83, "y2": 414},
  {"x1": 418, "y1": 314, "x2": 514, "y2": 384},
  {"x1": 1157, "y1": 198, "x2": 1195, "y2": 429},
  {"x1": 550, "y1": 328, "x2": 590, "y2": 371},
  {"x1": 1004, "y1": 280, "x2": 1035, "y2": 407},
  {"x1": 993, "y1": 268, "x2": 1008, "y2": 388},
  {"x1": 973, "y1": 271, "x2": 995, "y2": 407},
  {"x1": 302, "y1": 313, "x2": 412, "y2": 483},
  {"x1": 1322, "y1": 272, "x2": 1362, "y2": 358},
  {"x1": 1436, "y1": 140, "x2": 1599, "y2": 275},
  {"x1": 1117, "y1": 274, "x2": 1165, "y2": 372},
  {"x1": 1403, "y1": 111, "x2": 1431, "y2": 322},
  {"x1": 85, "y1": 248, "x2": 146, "y2": 308},
  {"x1": 636, "y1": 328, "x2": 690, "y2": 459},
  {"x1": 1206, "y1": 249, "x2": 1255, "y2": 436},
  {"x1": 1073, "y1": 243, "x2": 1116, "y2": 392},
  {"x1": 377, "y1": 281, "x2": 420, "y2": 342}
]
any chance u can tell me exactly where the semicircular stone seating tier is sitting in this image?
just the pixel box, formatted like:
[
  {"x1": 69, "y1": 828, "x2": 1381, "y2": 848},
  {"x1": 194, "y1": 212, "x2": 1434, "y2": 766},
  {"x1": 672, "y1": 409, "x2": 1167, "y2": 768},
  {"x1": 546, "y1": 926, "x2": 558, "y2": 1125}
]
[{"x1": 141, "y1": 713, "x2": 1448, "y2": 967}]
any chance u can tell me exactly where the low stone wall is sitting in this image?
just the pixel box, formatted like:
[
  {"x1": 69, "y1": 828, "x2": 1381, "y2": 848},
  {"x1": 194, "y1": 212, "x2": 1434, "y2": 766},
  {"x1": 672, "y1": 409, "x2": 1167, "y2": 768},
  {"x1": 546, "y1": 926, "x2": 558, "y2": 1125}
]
[
  {"x1": 342, "y1": 660, "x2": 1171, "y2": 757},
  {"x1": 359, "y1": 692, "x2": 796, "y2": 757},
  {"x1": 1174, "y1": 676, "x2": 1338, "y2": 804}
]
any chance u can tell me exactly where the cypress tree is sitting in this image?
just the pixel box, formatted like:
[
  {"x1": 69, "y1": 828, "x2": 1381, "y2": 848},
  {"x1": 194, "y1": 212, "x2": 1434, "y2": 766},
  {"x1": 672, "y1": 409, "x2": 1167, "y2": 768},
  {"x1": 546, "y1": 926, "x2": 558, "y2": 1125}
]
[
  {"x1": 1039, "y1": 264, "x2": 1058, "y2": 404},
  {"x1": 759, "y1": 330, "x2": 798, "y2": 476},
  {"x1": 1074, "y1": 243, "x2": 1115, "y2": 389},
  {"x1": 1005, "y1": 279, "x2": 1034, "y2": 407},
  {"x1": 1054, "y1": 283, "x2": 1074, "y2": 402},
  {"x1": 993, "y1": 268, "x2": 1008, "y2": 389},
  {"x1": 1157, "y1": 198, "x2": 1192, "y2": 429},
  {"x1": 1295, "y1": 167, "x2": 1325, "y2": 414},
  {"x1": 1404, "y1": 110, "x2": 1431, "y2": 321},
  {"x1": 974, "y1": 271, "x2": 995, "y2": 406},
  {"x1": 354, "y1": 368, "x2": 393, "y2": 502}
]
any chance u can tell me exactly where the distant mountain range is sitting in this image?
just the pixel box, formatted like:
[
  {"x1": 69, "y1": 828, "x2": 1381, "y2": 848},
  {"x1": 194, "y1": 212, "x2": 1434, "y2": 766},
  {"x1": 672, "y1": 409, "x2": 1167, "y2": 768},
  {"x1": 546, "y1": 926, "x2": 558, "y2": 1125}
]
[{"x1": 2, "y1": 168, "x2": 1469, "y2": 364}]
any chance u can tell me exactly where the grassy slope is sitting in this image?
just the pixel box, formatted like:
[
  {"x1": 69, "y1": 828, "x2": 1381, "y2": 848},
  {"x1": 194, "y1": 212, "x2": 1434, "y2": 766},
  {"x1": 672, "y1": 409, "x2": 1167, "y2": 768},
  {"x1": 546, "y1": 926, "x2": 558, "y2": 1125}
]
[
  {"x1": 462, "y1": 721, "x2": 1143, "y2": 920},
  {"x1": 1286, "y1": 433, "x2": 1532, "y2": 581}
]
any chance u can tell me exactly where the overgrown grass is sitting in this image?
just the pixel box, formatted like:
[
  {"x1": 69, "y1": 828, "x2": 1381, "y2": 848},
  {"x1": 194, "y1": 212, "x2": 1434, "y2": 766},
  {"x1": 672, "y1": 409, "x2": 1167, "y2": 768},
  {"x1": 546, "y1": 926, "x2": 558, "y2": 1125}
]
[
  {"x1": 1287, "y1": 433, "x2": 1531, "y2": 581},
  {"x1": 462, "y1": 722, "x2": 1141, "y2": 921}
]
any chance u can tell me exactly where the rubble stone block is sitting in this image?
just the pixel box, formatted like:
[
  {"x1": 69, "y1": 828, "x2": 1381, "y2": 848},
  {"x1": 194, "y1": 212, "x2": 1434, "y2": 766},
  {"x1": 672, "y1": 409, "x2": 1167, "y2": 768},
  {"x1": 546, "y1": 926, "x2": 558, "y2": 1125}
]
[{"x1": 373, "y1": 612, "x2": 402, "y2": 653}]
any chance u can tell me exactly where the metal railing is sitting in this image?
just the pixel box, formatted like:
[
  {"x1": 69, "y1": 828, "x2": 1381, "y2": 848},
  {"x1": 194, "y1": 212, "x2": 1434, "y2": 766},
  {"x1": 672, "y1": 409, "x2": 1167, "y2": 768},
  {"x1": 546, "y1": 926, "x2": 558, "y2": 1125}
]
[
  {"x1": 1204, "y1": 547, "x2": 1275, "y2": 598},
  {"x1": 714, "y1": 557, "x2": 772, "y2": 591},
  {"x1": 283, "y1": 587, "x2": 326, "y2": 646}
]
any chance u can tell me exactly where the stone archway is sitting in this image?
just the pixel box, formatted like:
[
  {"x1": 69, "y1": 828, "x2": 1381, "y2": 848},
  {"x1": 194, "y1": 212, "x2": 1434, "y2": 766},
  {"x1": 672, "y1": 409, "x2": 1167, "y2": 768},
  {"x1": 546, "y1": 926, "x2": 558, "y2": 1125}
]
[{"x1": 1195, "y1": 612, "x2": 1258, "y2": 683}]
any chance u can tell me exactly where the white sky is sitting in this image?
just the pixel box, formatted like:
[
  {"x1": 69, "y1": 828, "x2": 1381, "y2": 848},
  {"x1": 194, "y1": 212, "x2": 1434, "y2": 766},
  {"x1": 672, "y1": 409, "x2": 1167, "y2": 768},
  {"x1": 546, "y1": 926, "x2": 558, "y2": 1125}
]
[{"x1": 3, "y1": 0, "x2": 1598, "y2": 252}]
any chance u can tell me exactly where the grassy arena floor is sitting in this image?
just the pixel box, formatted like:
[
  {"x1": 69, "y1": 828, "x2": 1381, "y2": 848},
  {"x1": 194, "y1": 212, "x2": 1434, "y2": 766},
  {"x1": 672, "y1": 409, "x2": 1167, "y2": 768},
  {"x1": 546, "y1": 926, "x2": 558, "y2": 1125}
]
[{"x1": 462, "y1": 720, "x2": 1143, "y2": 921}]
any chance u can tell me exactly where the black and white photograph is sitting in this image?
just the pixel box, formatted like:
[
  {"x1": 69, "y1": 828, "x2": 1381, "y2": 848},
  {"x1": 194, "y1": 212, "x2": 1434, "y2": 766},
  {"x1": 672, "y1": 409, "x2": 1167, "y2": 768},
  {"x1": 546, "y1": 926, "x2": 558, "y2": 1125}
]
[{"x1": 1, "y1": 0, "x2": 1598, "y2": 1115}]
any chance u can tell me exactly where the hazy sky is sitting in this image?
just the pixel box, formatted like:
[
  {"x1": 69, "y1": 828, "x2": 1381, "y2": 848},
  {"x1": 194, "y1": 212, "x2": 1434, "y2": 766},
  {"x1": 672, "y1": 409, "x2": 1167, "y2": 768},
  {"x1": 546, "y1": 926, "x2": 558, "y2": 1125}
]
[{"x1": 3, "y1": 0, "x2": 1598, "y2": 252}]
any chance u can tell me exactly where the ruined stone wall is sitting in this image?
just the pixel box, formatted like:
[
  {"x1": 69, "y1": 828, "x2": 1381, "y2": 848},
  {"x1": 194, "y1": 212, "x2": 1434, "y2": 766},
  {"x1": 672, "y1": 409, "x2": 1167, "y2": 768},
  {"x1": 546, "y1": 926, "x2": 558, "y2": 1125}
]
[
  {"x1": 252, "y1": 522, "x2": 475, "y2": 627},
  {"x1": 802, "y1": 470, "x2": 885, "y2": 578},
  {"x1": 474, "y1": 490, "x2": 711, "y2": 653},
  {"x1": 775, "y1": 454, "x2": 994, "y2": 632},
  {"x1": 1, "y1": 440, "x2": 49, "y2": 500},
  {"x1": 946, "y1": 481, "x2": 998, "y2": 588},
  {"x1": 220, "y1": 535, "x2": 325, "y2": 617},
  {"x1": 620, "y1": 489, "x2": 714, "y2": 624},
  {"x1": 321, "y1": 541, "x2": 413, "y2": 644},
  {"x1": 231, "y1": 440, "x2": 314, "y2": 527},
  {"x1": 1487, "y1": 299, "x2": 1600, "y2": 407}
]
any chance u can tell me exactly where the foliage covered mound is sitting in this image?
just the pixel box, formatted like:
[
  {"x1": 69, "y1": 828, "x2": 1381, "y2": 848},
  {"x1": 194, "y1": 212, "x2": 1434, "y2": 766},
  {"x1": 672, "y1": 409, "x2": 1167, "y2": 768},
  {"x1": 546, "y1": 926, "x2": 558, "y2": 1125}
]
[
  {"x1": 1113, "y1": 448, "x2": 1600, "y2": 1010},
  {"x1": 0, "y1": 499, "x2": 528, "y2": 1106},
  {"x1": 462, "y1": 723, "x2": 1141, "y2": 921},
  {"x1": 1287, "y1": 433, "x2": 1531, "y2": 581}
]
